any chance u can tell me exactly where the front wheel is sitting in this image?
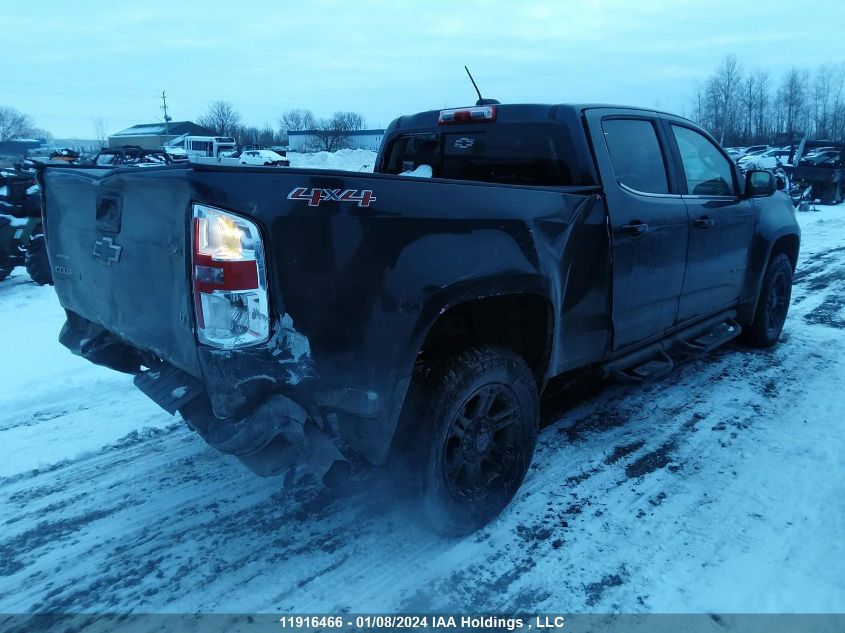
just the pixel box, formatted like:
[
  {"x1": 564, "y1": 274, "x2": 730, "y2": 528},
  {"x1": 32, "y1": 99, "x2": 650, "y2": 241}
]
[
  {"x1": 400, "y1": 345, "x2": 539, "y2": 535},
  {"x1": 743, "y1": 253, "x2": 793, "y2": 347}
]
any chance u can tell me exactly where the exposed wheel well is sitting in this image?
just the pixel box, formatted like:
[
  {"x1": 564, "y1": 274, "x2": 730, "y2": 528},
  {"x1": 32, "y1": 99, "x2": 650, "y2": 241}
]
[
  {"x1": 770, "y1": 233, "x2": 799, "y2": 271},
  {"x1": 417, "y1": 293, "x2": 553, "y2": 385}
]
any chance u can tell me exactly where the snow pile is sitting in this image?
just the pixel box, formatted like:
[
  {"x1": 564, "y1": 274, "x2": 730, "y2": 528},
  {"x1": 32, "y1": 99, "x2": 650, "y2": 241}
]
[{"x1": 288, "y1": 148, "x2": 376, "y2": 173}]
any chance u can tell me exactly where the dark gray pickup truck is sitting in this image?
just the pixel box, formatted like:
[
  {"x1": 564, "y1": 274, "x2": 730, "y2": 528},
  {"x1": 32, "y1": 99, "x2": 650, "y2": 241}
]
[{"x1": 39, "y1": 102, "x2": 800, "y2": 534}]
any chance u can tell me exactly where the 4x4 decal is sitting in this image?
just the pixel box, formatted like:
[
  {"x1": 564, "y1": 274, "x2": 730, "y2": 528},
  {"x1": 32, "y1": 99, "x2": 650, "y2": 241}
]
[{"x1": 287, "y1": 187, "x2": 377, "y2": 208}]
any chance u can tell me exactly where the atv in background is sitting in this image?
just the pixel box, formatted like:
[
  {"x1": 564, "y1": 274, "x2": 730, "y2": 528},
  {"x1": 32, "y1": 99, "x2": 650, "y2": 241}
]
[
  {"x1": 0, "y1": 169, "x2": 51, "y2": 285},
  {"x1": 783, "y1": 139, "x2": 845, "y2": 205}
]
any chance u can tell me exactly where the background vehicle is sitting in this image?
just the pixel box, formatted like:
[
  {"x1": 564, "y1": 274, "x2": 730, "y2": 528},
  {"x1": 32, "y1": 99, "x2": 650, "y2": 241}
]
[
  {"x1": 737, "y1": 148, "x2": 791, "y2": 171},
  {"x1": 39, "y1": 102, "x2": 800, "y2": 534},
  {"x1": 239, "y1": 149, "x2": 290, "y2": 166},
  {"x1": 0, "y1": 169, "x2": 51, "y2": 284},
  {"x1": 93, "y1": 146, "x2": 173, "y2": 167},
  {"x1": 184, "y1": 136, "x2": 238, "y2": 164},
  {"x1": 742, "y1": 144, "x2": 772, "y2": 157},
  {"x1": 783, "y1": 139, "x2": 845, "y2": 204}
]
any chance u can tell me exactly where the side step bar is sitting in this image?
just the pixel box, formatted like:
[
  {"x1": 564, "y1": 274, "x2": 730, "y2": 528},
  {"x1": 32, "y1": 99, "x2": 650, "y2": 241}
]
[
  {"x1": 612, "y1": 349, "x2": 674, "y2": 384},
  {"x1": 601, "y1": 311, "x2": 741, "y2": 384},
  {"x1": 680, "y1": 319, "x2": 742, "y2": 355}
]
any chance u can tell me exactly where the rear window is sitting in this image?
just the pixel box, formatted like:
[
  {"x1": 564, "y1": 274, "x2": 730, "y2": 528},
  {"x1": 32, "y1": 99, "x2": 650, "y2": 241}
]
[
  {"x1": 383, "y1": 123, "x2": 580, "y2": 186},
  {"x1": 602, "y1": 118, "x2": 669, "y2": 194}
]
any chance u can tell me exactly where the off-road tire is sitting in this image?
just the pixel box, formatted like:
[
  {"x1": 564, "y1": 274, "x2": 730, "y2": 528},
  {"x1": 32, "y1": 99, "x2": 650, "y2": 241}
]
[
  {"x1": 400, "y1": 345, "x2": 539, "y2": 535},
  {"x1": 743, "y1": 253, "x2": 793, "y2": 348},
  {"x1": 0, "y1": 244, "x2": 13, "y2": 281},
  {"x1": 820, "y1": 183, "x2": 837, "y2": 205},
  {"x1": 25, "y1": 235, "x2": 52, "y2": 285}
]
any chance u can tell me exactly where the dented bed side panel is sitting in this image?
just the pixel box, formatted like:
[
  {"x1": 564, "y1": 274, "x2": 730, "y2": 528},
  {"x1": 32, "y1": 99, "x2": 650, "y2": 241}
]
[{"x1": 183, "y1": 168, "x2": 609, "y2": 462}]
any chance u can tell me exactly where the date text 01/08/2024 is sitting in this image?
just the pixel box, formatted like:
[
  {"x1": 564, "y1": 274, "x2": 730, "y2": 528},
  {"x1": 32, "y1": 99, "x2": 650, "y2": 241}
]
[{"x1": 277, "y1": 615, "x2": 567, "y2": 630}]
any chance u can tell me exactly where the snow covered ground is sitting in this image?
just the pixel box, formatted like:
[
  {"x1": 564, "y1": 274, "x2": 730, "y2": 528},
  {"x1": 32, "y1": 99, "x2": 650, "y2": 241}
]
[
  {"x1": 287, "y1": 149, "x2": 377, "y2": 173},
  {"x1": 0, "y1": 200, "x2": 843, "y2": 615}
]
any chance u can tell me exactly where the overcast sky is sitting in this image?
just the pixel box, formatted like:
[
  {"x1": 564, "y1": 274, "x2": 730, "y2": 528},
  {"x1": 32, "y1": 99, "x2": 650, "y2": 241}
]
[{"x1": 3, "y1": 0, "x2": 842, "y2": 138}]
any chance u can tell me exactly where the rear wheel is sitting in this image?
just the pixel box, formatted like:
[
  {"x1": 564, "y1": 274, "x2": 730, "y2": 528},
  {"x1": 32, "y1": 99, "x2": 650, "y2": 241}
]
[
  {"x1": 399, "y1": 345, "x2": 539, "y2": 535},
  {"x1": 742, "y1": 253, "x2": 793, "y2": 347},
  {"x1": 25, "y1": 235, "x2": 53, "y2": 285}
]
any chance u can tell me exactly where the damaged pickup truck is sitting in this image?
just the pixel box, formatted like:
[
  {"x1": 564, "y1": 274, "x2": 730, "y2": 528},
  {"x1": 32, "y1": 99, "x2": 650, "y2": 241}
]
[{"x1": 39, "y1": 103, "x2": 800, "y2": 534}]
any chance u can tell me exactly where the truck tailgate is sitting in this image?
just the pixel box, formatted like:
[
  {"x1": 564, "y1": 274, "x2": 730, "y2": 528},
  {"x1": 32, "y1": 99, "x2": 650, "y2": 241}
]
[{"x1": 43, "y1": 167, "x2": 201, "y2": 376}]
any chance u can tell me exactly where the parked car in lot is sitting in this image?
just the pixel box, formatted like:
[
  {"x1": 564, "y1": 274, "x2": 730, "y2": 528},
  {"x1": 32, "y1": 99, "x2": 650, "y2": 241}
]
[
  {"x1": 38, "y1": 102, "x2": 800, "y2": 534},
  {"x1": 239, "y1": 149, "x2": 290, "y2": 166},
  {"x1": 743, "y1": 144, "x2": 772, "y2": 157},
  {"x1": 737, "y1": 148, "x2": 792, "y2": 171}
]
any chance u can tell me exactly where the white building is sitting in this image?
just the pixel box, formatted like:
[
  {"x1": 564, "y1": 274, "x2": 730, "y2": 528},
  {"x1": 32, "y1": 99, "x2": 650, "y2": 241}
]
[{"x1": 288, "y1": 129, "x2": 385, "y2": 152}]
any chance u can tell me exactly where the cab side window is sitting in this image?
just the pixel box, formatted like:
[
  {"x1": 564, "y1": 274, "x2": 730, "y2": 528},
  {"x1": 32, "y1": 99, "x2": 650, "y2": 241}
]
[
  {"x1": 671, "y1": 125, "x2": 735, "y2": 196},
  {"x1": 602, "y1": 118, "x2": 670, "y2": 194}
]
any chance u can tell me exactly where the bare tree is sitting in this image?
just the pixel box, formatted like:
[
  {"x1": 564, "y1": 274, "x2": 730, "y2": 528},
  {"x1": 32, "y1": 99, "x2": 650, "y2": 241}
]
[
  {"x1": 688, "y1": 58, "x2": 845, "y2": 145},
  {"x1": 741, "y1": 72, "x2": 756, "y2": 141},
  {"x1": 258, "y1": 124, "x2": 277, "y2": 147},
  {"x1": 777, "y1": 69, "x2": 808, "y2": 139},
  {"x1": 830, "y1": 65, "x2": 845, "y2": 140},
  {"x1": 197, "y1": 101, "x2": 242, "y2": 137},
  {"x1": 712, "y1": 55, "x2": 743, "y2": 144},
  {"x1": 813, "y1": 65, "x2": 834, "y2": 139},
  {"x1": 279, "y1": 109, "x2": 316, "y2": 149},
  {"x1": 93, "y1": 118, "x2": 108, "y2": 146},
  {"x1": 753, "y1": 69, "x2": 771, "y2": 143},
  {"x1": 691, "y1": 81, "x2": 705, "y2": 125},
  {"x1": 30, "y1": 128, "x2": 54, "y2": 141},
  {"x1": 279, "y1": 108, "x2": 316, "y2": 133},
  {"x1": 310, "y1": 111, "x2": 366, "y2": 152},
  {"x1": 0, "y1": 106, "x2": 35, "y2": 142}
]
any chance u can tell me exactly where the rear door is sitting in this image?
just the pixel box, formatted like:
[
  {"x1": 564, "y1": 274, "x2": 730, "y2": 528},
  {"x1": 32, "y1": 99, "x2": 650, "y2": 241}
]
[
  {"x1": 663, "y1": 120, "x2": 756, "y2": 321},
  {"x1": 585, "y1": 108, "x2": 688, "y2": 349}
]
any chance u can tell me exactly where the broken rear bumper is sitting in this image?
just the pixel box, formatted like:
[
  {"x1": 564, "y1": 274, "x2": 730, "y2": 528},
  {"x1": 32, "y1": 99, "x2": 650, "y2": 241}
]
[
  {"x1": 136, "y1": 365, "x2": 349, "y2": 483},
  {"x1": 59, "y1": 311, "x2": 351, "y2": 481}
]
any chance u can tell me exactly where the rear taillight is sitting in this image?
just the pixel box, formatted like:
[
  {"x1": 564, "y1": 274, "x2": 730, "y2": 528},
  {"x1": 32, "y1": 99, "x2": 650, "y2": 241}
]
[
  {"x1": 191, "y1": 204, "x2": 269, "y2": 348},
  {"x1": 438, "y1": 105, "x2": 496, "y2": 125}
]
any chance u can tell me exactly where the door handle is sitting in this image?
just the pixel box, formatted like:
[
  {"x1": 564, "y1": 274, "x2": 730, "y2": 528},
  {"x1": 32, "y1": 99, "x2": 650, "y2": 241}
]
[
  {"x1": 694, "y1": 217, "x2": 715, "y2": 229},
  {"x1": 620, "y1": 221, "x2": 649, "y2": 237}
]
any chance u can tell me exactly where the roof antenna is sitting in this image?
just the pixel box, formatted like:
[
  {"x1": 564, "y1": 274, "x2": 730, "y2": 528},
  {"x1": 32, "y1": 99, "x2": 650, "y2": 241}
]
[{"x1": 464, "y1": 66, "x2": 500, "y2": 106}]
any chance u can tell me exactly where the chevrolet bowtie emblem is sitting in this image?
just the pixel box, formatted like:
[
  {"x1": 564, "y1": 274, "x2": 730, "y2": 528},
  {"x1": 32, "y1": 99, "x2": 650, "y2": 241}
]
[{"x1": 93, "y1": 236, "x2": 122, "y2": 265}]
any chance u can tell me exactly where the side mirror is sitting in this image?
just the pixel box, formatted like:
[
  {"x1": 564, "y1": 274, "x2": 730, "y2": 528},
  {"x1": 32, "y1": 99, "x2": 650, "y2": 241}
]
[{"x1": 746, "y1": 170, "x2": 776, "y2": 197}]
